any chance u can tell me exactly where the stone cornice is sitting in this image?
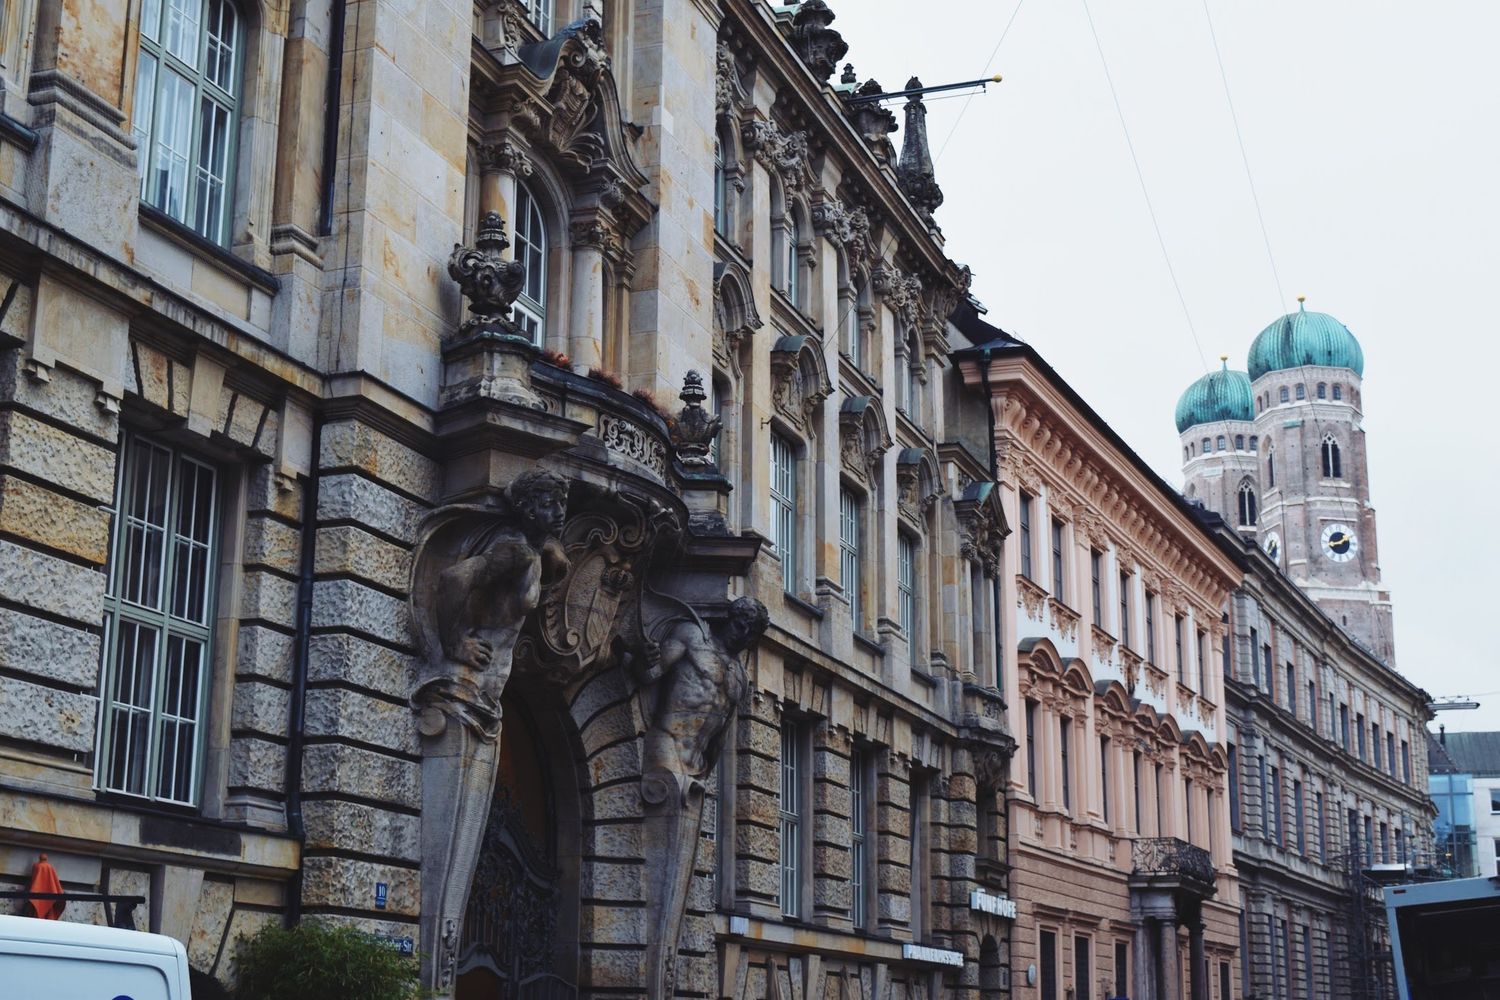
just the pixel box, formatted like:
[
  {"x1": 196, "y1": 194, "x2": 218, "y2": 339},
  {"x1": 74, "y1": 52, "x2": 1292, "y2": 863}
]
[{"x1": 721, "y1": 0, "x2": 964, "y2": 293}]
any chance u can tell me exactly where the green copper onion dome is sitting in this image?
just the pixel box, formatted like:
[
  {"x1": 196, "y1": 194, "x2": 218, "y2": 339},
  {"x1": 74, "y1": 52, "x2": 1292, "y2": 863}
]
[
  {"x1": 1247, "y1": 299, "x2": 1364, "y2": 381},
  {"x1": 1174, "y1": 359, "x2": 1254, "y2": 433}
]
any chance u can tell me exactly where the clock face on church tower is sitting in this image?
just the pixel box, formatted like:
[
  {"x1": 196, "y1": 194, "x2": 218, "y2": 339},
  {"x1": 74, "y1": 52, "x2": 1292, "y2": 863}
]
[
  {"x1": 1321, "y1": 523, "x2": 1359, "y2": 563},
  {"x1": 1262, "y1": 531, "x2": 1281, "y2": 565}
]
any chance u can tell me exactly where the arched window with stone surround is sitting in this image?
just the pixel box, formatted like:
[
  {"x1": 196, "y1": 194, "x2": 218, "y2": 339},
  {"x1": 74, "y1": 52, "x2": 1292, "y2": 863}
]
[
  {"x1": 1216, "y1": 435, "x2": 1226, "y2": 452},
  {"x1": 1317, "y1": 382, "x2": 1327, "y2": 399},
  {"x1": 1267, "y1": 448, "x2": 1276, "y2": 488},
  {"x1": 1321, "y1": 436, "x2": 1342, "y2": 479},
  {"x1": 1235, "y1": 434, "x2": 1245, "y2": 451},
  {"x1": 513, "y1": 181, "x2": 548, "y2": 345},
  {"x1": 133, "y1": 0, "x2": 244, "y2": 245},
  {"x1": 1238, "y1": 482, "x2": 1258, "y2": 526},
  {"x1": 1279, "y1": 386, "x2": 1290, "y2": 404},
  {"x1": 1250, "y1": 435, "x2": 1259, "y2": 452},
  {"x1": 1295, "y1": 383, "x2": 1306, "y2": 401},
  {"x1": 1332, "y1": 384, "x2": 1343, "y2": 401}
]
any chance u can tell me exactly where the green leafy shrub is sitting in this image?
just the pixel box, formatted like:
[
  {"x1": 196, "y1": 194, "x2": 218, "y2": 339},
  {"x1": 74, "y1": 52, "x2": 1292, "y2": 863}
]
[{"x1": 232, "y1": 920, "x2": 421, "y2": 1000}]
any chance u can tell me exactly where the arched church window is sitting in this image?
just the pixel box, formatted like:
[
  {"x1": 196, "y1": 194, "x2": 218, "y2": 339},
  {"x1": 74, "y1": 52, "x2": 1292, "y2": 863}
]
[
  {"x1": 1332, "y1": 384, "x2": 1343, "y2": 401},
  {"x1": 1235, "y1": 434, "x2": 1245, "y2": 451},
  {"x1": 1321, "y1": 436, "x2": 1342, "y2": 479},
  {"x1": 1295, "y1": 383, "x2": 1306, "y2": 400},
  {"x1": 1256, "y1": 398, "x2": 1264, "y2": 413},
  {"x1": 1183, "y1": 446, "x2": 1189, "y2": 462},
  {"x1": 1202, "y1": 437, "x2": 1212, "y2": 454},
  {"x1": 1238, "y1": 483, "x2": 1258, "y2": 526},
  {"x1": 1250, "y1": 435, "x2": 1259, "y2": 452},
  {"x1": 513, "y1": 182, "x2": 547, "y2": 346},
  {"x1": 1317, "y1": 383, "x2": 1327, "y2": 399},
  {"x1": 1279, "y1": 386, "x2": 1290, "y2": 404},
  {"x1": 1267, "y1": 450, "x2": 1276, "y2": 488},
  {"x1": 1216, "y1": 435, "x2": 1226, "y2": 452}
]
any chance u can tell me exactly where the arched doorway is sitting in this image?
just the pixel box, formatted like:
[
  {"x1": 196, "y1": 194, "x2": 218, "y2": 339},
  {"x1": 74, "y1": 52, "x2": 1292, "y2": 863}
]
[
  {"x1": 980, "y1": 933, "x2": 1006, "y2": 998},
  {"x1": 456, "y1": 693, "x2": 578, "y2": 1000}
]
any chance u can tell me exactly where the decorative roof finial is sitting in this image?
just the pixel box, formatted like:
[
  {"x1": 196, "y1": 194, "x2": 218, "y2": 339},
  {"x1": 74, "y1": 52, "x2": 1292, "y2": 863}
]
[
  {"x1": 1220, "y1": 354, "x2": 1229, "y2": 370},
  {"x1": 671, "y1": 370, "x2": 722, "y2": 469},
  {"x1": 841, "y1": 63, "x2": 857, "y2": 86},
  {"x1": 897, "y1": 76, "x2": 943, "y2": 222},
  {"x1": 789, "y1": 1, "x2": 848, "y2": 83},
  {"x1": 1297, "y1": 294, "x2": 1307, "y2": 311}
]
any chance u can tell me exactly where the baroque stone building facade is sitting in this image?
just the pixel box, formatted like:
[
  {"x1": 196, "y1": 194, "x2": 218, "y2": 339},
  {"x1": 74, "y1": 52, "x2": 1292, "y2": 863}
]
[
  {"x1": 0, "y1": 1, "x2": 1020, "y2": 998},
  {"x1": 1175, "y1": 307, "x2": 1432, "y2": 1000},
  {"x1": 951, "y1": 303, "x2": 1245, "y2": 1000}
]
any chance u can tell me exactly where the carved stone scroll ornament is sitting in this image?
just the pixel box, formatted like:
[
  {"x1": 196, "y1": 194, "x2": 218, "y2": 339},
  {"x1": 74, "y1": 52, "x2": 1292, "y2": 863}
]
[
  {"x1": 871, "y1": 262, "x2": 923, "y2": 326},
  {"x1": 670, "y1": 370, "x2": 722, "y2": 469},
  {"x1": 741, "y1": 118, "x2": 813, "y2": 195},
  {"x1": 409, "y1": 470, "x2": 571, "y2": 996},
  {"x1": 628, "y1": 596, "x2": 770, "y2": 1000},
  {"x1": 788, "y1": 0, "x2": 849, "y2": 82},
  {"x1": 811, "y1": 199, "x2": 873, "y2": 265},
  {"x1": 715, "y1": 42, "x2": 741, "y2": 118}
]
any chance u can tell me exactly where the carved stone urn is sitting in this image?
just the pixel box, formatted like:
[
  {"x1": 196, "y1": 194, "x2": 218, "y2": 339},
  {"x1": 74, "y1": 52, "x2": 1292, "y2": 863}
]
[{"x1": 443, "y1": 211, "x2": 544, "y2": 410}]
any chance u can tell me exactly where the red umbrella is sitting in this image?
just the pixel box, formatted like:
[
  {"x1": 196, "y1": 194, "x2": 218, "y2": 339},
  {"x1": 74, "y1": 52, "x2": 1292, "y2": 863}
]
[{"x1": 27, "y1": 854, "x2": 64, "y2": 919}]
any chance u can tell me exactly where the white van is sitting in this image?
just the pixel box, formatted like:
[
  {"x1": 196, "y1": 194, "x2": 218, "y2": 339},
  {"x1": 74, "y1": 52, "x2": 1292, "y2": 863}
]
[{"x1": 0, "y1": 913, "x2": 192, "y2": 1000}]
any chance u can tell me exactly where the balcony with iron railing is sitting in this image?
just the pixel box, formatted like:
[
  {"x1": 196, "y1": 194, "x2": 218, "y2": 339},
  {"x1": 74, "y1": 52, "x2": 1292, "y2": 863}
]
[{"x1": 1130, "y1": 837, "x2": 1217, "y2": 895}]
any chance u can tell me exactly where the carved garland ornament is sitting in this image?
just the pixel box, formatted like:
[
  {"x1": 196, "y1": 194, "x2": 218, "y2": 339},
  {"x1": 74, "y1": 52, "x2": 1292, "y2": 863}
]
[
  {"x1": 812, "y1": 198, "x2": 873, "y2": 265},
  {"x1": 741, "y1": 118, "x2": 814, "y2": 195}
]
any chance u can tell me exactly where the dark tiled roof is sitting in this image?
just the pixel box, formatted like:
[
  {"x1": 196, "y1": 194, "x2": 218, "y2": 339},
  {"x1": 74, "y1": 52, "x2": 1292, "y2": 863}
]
[
  {"x1": 1440, "y1": 731, "x2": 1500, "y2": 777},
  {"x1": 1426, "y1": 730, "x2": 1460, "y2": 775}
]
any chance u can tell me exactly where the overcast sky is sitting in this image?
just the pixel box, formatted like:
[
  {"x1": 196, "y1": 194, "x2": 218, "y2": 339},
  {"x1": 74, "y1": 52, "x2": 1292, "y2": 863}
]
[{"x1": 837, "y1": 0, "x2": 1500, "y2": 731}]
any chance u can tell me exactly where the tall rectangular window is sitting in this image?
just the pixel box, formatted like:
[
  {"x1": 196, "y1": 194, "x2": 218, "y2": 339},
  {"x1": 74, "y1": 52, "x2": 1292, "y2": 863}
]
[
  {"x1": 1174, "y1": 614, "x2": 1185, "y2": 682},
  {"x1": 1270, "y1": 765, "x2": 1283, "y2": 846},
  {"x1": 1380, "y1": 821, "x2": 1390, "y2": 863},
  {"x1": 770, "y1": 434, "x2": 798, "y2": 592},
  {"x1": 1145, "y1": 591, "x2": 1157, "y2": 662},
  {"x1": 1294, "y1": 779, "x2": 1306, "y2": 854},
  {"x1": 1372, "y1": 724, "x2": 1383, "y2": 770},
  {"x1": 96, "y1": 433, "x2": 219, "y2": 805},
  {"x1": 1059, "y1": 717, "x2": 1072, "y2": 811},
  {"x1": 1264, "y1": 644, "x2": 1275, "y2": 702},
  {"x1": 1074, "y1": 935, "x2": 1091, "y2": 1000},
  {"x1": 1115, "y1": 941, "x2": 1129, "y2": 998},
  {"x1": 1357, "y1": 713, "x2": 1367, "y2": 760},
  {"x1": 1154, "y1": 763, "x2": 1164, "y2": 835},
  {"x1": 850, "y1": 748, "x2": 867, "y2": 929},
  {"x1": 1119, "y1": 572, "x2": 1132, "y2": 647},
  {"x1": 1025, "y1": 700, "x2": 1038, "y2": 798},
  {"x1": 1220, "y1": 960, "x2": 1232, "y2": 1000},
  {"x1": 910, "y1": 772, "x2": 929, "y2": 939},
  {"x1": 1402, "y1": 740, "x2": 1411, "y2": 783},
  {"x1": 1133, "y1": 751, "x2": 1143, "y2": 833},
  {"x1": 1364, "y1": 815, "x2": 1374, "y2": 866},
  {"x1": 1090, "y1": 549, "x2": 1103, "y2": 624},
  {"x1": 1228, "y1": 744, "x2": 1241, "y2": 832},
  {"x1": 1050, "y1": 517, "x2": 1066, "y2": 600},
  {"x1": 1317, "y1": 790, "x2": 1327, "y2": 863},
  {"x1": 1285, "y1": 663, "x2": 1296, "y2": 717},
  {"x1": 779, "y1": 721, "x2": 803, "y2": 918},
  {"x1": 839, "y1": 488, "x2": 862, "y2": 629},
  {"x1": 897, "y1": 534, "x2": 916, "y2": 638},
  {"x1": 1197, "y1": 628, "x2": 1208, "y2": 693},
  {"x1": 1309, "y1": 680, "x2": 1319, "y2": 732},
  {"x1": 1184, "y1": 777, "x2": 1194, "y2": 843},
  {"x1": 1340, "y1": 704, "x2": 1350, "y2": 752},
  {"x1": 1387, "y1": 732, "x2": 1397, "y2": 777},
  {"x1": 1099, "y1": 736, "x2": 1110, "y2": 823},
  {"x1": 1019, "y1": 492, "x2": 1034, "y2": 580},
  {"x1": 1249, "y1": 627, "x2": 1260, "y2": 685},
  {"x1": 1039, "y1": 929, "x2": 1058, "y2": 1000}
]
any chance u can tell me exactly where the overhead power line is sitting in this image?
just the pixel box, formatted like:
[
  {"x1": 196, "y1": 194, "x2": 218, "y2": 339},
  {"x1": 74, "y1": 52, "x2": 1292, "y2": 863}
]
[{"x1": 935, "y1": 0, "x2": 1026, "y2": 162}]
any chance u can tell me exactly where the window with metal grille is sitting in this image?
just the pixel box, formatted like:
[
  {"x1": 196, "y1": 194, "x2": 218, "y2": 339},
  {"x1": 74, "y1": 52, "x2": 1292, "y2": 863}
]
[
  {"x1": 512, "y1": 182, "x2": 548, "y2": 345},
  {"x1": 770, "y1": 434, "x2": 798, "y2": 592},
  {"x1": 133, "y1": 0, "x2": 242, "y2": 245},
  {"x1": 779, "y1": 721, "x2": 803, "y2": 918},
  {"x1": 897, "y1": 533, "x2": 915, "y2": 637},
  {"x1": 96, "y1": 433, "x2": 219, "y2": 805},
  {"x1": 839, "y1": 488, "x2": 862, "y2": 629},
  {"x1": 850, "y1": 748, "x2": 867, "y2": 929}
]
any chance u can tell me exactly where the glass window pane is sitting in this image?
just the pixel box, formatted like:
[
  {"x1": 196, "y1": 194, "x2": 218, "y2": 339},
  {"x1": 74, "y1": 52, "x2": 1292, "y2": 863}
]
[
  {"x1": 133, "y1": 53, "x2": 159, "y2": 185},
  {"x1": 194, "y1": 97, "x2": 231, "y2": 241},
  {"x1": 163, "y1": 0, "x2": 201, "y2": 65},
  {"x1": 203, "y1": 0, "x2": 238, "y2": 95},
  {"x1": 148, "y1": 68, "x2": 196, "y2": 221},
  {"x1": 141, "y1": 0, "x2": 165, "y2": 41}
]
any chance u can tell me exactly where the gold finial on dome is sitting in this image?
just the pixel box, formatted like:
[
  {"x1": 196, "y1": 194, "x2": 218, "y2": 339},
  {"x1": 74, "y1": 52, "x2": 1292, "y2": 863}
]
[{"x1": 1297, "y1": 294, "x2": 1307, "y2": 310}]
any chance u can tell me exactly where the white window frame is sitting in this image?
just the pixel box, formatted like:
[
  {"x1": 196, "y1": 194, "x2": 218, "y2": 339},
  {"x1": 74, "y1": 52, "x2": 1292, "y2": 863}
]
[
  {"x1": 897, "y1": 532, "x2": 916, "y2": 636},
  {"x1": 713, "y1": 135, "x2": 727, "y2": 235},
  {"x1": 850, "y1": 747, "x2": 868, "y2": 929},
  {"x1": 839, "y1": 487, "x2": 863, "y2": 629},
  {"x1": 779, "y1": 720, "x2": 804, "y2": 918},
  {"x1": 95, "y1": 432, "x2": 220, "y2": 806},
  {"x1": 134, "y1": 0, "x2": 243, "y2": 245},
  {"x1": 513, "y1": 181, "x2": 548, "y2": 346},
  {"x1": 521, "y1": 0, "x2": 553, "y2": 35},
  {"x1": 783, "y1": 214, "x2": 800, "y2": 303},
  {"x1": 770, "y1": 433, "x2": 799, "y2": 593}
]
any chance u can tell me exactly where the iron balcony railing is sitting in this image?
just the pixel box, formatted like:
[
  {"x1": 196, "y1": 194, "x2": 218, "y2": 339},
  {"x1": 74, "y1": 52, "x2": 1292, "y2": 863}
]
[{"x1": 1131, "y1": 837, "x2": 1216, "y2": 885}]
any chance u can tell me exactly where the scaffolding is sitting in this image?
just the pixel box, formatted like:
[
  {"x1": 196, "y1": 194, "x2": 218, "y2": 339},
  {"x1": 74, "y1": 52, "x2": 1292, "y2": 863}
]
[{"x1": 1331, "y1": 851, "x2": 1451, "y2": 1000}]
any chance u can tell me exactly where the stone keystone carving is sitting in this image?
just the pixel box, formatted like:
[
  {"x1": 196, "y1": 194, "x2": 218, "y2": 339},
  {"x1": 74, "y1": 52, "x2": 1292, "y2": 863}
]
[
  {"x1": 670, "y1": 370, "x2": 721, "y2": 469},
  {"x1": 629, "y1": 595, "x2": 770, "y2": 999},
  {"x1": 448, "y1": 211, "x2": 527, "y2": 335},
  {"x1": 410, "y1": 470, "x2": 570, "y2": 996}
]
